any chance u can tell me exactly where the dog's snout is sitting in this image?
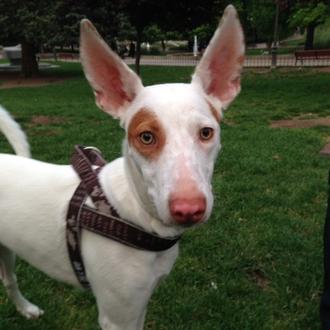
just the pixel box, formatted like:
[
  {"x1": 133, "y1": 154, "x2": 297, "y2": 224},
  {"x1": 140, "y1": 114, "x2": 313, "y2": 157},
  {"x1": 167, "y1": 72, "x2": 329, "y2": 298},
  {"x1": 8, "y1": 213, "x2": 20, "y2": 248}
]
[{"x1": 169, "y1": 196, "x2": 206, "y2": 225}]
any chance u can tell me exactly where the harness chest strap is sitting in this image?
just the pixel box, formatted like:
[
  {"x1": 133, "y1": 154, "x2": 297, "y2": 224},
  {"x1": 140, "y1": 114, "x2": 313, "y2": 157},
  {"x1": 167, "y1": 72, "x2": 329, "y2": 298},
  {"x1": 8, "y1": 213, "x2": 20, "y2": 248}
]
[
  {"x1": 66, "y1": 145, "x2": 181, "y2": 289},
  {"x1": 79, "y1": 206, "x2": 181, "y2": 251},
  {"x1": 66, "y1": 180, "x2": 91, "y2": 289}
]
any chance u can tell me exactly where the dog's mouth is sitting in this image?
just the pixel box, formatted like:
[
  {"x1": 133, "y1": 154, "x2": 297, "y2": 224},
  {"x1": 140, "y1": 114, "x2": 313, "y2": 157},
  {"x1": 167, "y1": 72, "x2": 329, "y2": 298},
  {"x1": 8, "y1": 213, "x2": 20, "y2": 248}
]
[
  {"x1": 180, "y1": 221, "x2": 199, "y2": 228},
  {"x1": 170, "y1": 214, "x2": 209, "y2": 228}
]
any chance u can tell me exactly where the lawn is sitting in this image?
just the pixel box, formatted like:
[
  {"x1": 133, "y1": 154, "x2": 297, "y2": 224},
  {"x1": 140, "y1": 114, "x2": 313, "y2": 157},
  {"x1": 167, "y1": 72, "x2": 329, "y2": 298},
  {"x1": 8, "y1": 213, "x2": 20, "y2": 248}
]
[{"x1": 0, "y1": 63, "x2": 330, "y2": 329}]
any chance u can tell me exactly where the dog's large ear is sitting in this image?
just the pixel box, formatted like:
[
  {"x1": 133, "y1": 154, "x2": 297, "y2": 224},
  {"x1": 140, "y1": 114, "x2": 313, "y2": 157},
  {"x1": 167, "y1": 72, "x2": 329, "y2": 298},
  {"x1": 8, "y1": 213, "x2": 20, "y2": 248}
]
[
  {"x1": 80, "y1": 19, "x2": 143, "y2": 119},
  {"x1": 192, "y1": 5, "x2": 245, "y2": 114}
]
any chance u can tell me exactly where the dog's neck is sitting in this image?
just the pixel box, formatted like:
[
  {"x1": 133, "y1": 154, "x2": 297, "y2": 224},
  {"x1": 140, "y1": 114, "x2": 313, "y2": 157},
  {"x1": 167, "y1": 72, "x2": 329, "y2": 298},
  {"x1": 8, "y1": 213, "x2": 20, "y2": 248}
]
[{"x1": 99, "y1": 157, "x2": 184, "y2": 239}]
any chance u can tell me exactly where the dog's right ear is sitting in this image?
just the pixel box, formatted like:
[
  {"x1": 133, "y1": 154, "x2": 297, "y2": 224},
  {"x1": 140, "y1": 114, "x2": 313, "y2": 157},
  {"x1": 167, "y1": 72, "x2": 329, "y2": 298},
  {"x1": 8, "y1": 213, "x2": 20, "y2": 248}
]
[
  {"x1": 80, "y1": 19, "x2": 143, "y2": 119},
  {"x1": 191, "y1": 5, "x2": 245, "y2": 115}
]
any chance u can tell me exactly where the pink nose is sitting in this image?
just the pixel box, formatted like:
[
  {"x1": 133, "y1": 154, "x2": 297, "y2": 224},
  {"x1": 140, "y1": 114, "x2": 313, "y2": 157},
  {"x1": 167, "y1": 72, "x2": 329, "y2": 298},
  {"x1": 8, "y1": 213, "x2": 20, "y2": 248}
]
[{"x1": 169, "y1": 196, "x2": 206, "y2": 225}]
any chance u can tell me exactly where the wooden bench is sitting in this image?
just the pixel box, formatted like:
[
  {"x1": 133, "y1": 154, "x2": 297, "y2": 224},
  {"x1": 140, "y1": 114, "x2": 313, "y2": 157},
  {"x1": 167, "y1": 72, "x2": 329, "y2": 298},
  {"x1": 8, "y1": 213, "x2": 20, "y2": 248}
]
[
  {"x1": 58, "y1": 52, "x2": 77, "y2": 60},
  {"x1": 295, "y1": 49, "x2": 330, "y2": 65}
]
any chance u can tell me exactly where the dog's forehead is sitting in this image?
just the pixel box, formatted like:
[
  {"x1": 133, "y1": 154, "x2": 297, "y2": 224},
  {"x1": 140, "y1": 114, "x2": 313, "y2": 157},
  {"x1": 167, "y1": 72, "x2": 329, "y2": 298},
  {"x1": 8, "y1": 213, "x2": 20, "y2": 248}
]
[
  {"x1": 125, "y1": 83, "x2": 213, "y2": 126},
  {"x1": 144, "y1": 83, "x2": 207, "y2": 113}
]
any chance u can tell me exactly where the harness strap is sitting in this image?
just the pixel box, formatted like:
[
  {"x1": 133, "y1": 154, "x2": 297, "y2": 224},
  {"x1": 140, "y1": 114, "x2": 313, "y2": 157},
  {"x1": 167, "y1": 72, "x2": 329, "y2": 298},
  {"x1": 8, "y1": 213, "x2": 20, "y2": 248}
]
[
  {"x1": 80, "y1": 206, "x2": 180, "y2": 252},
  {"x1": 66, "y1": 145, "x2": 181, "y2": 289},
  {"x1": 67, "y1": 145, "x2": 108, "y2": 289},
  {"x1": 72, "y1": 145, "x2": 120, "y2": 217},
  {"x1": 66, "y1": 181, "x2": 91, "y2": 289}
]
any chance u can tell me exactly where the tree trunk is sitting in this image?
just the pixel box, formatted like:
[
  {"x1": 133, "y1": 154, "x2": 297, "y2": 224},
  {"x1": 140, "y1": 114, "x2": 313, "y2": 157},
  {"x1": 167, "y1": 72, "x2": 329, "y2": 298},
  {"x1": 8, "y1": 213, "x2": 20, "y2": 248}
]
[
  {"x1": 135, "y1": 29, "x2": 142, "y2": 76},
  {"x1": 161, "y1": 40, "x2": 166, "y2": 53},
  {"x1": 21, "y1": 40, "x2": 39, "y2": 78},
  {"x1": 305, "y1": 24, "x2": 315, "y2": 50},
  {"x1": 266, "y1": 40, "x2": 272, "y2": 53}
]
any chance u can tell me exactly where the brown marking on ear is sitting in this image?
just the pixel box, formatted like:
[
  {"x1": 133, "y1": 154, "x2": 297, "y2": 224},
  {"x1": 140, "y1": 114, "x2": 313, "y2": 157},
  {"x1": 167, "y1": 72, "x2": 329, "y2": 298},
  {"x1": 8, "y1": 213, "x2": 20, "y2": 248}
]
[
  {"x1": 128, "y1": 108, "x2": 166, "y2": 160},
  {"x1": 207, "y1": 102, "x2": 222, "y2": 123}
]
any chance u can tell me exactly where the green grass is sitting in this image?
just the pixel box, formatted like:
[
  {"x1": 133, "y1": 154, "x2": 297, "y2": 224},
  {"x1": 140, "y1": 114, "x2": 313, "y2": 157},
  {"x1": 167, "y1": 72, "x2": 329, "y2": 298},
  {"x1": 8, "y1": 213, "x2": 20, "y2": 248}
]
[{"x1": 1, "y1": 63, "x2": 330, "y2": 329}]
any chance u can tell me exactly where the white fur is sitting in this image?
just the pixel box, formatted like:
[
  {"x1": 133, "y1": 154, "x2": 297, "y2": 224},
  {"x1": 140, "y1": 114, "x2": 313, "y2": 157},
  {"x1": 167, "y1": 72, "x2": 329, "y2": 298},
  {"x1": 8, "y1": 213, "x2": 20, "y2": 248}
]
[
  {"x1": 0, "y1": 5, "x2": 244, "y2": 329},
  {"x1": 0, "y1": 106, "x2": 30, "y2": 157},
  {"x1": 122, "y1": 83, "x2": 220, "y2": 227}
]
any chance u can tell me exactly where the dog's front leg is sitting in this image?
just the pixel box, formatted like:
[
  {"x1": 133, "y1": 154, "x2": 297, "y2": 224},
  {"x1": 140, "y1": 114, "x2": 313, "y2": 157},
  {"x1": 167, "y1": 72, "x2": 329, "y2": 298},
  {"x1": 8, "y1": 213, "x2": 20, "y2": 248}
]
[
  {"x1": 83, "y1": 243, "x2": 170, "y2": 330},
  {"x1": 82, "y1": 230, "x2": 178, "y2": 330},
  {"x1": 94, "y1": 285, "x2": 150, "y2": 330},
  {"x1": 97, "y1": 306, "x2": 147, "y2": 330}
]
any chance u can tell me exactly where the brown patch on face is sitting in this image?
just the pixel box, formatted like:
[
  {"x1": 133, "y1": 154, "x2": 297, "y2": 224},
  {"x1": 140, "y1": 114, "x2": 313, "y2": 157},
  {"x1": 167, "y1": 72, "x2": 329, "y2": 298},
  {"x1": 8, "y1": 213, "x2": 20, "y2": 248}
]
[
  {"x1": 206, "y1": 102, "x2": 221, "y2": 123},
  {"x1": 128, "y1": 108, "x2": 166, "y2": 160}
]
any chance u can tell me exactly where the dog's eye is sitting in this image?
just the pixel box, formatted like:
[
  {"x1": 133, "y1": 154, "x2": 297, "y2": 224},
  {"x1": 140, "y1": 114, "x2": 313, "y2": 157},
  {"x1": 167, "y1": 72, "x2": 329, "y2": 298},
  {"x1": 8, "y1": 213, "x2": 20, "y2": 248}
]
[
  {"x1": 139, "y1": 131, "x2": 155, "y2": 145},
  {"x1": 199, "y1": 127, "x2": 214, "y2": 141}
]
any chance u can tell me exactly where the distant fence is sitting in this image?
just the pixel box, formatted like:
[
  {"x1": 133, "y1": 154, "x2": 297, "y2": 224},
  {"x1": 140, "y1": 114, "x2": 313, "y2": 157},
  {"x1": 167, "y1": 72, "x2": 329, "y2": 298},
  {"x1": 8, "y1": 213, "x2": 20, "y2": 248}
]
[
  {"x1": 124, "y1": 56, "x2": 199, "y2": 67},
  {"x1": 244, "y1": 54, "x2": 330, "y2": 67},
  {"x1": 123, "y1": 54, "x2": 330, "y2": 68},
  {"x1": 38, "y1": 52, "x2": 330, "y2": 68}
]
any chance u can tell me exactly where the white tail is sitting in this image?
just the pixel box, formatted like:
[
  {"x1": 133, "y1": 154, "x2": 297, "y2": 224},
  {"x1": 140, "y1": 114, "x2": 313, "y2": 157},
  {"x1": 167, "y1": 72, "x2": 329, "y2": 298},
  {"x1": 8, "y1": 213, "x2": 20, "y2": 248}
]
[{"x1": 0, "y1": 106, "x2": 30, "y2": 157}]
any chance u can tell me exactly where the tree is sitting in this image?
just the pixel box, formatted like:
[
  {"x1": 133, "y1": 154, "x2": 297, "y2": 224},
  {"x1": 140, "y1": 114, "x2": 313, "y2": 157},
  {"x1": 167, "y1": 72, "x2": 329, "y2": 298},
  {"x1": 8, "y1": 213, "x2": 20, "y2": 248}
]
[
  {"x1": 191, "y1": 25, "x2": 214, "y2": 51},
  {"x1": 121, "y1": 0, "x2": 221, "y2": 74},
  {"x1": 53, "y1": 0, "x2": 124, "y2": 50},
  {"x1": 289, "y1": 1, "x2": 329, "y2": 50},
  {"x1": 52, "y1": 1, "x2": 86, "y2": 51},
  {"x1": 121, "y1": 0, "x2": 162, "y2": 75},
  {"x1": 161, "y1": 0, "x2": 219, "y2": 33},
  {"x1": 243, "y1": 0, "x2": 292, "y2": 49},
  {"x1": 0, "y1": 0, "x2": 56, "y2": 77},
  {"x1": 0, "y1": 0, "x2": 124, "y2": 77}
]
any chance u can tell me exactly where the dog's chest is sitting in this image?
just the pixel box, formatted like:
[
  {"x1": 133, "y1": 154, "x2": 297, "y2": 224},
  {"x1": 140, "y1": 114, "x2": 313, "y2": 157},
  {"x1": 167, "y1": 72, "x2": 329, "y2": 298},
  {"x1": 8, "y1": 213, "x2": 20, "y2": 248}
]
[{"x1": 0, "y1": 154, "x2": 180, "y2": 289}]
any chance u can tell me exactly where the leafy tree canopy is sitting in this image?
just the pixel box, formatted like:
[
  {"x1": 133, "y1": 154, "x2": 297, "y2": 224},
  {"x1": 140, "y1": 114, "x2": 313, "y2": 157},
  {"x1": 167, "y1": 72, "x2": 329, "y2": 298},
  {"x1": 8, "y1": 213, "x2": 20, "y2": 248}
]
[
  {"x1": 288, "y1": 1, "x2": 329, "y2": 49},
  {"x1": 0, "y1": 0, "x2": 55, "y2": 46},
  {"x1": 289, "y1": 1, "x2": 328, "y2": 28}
]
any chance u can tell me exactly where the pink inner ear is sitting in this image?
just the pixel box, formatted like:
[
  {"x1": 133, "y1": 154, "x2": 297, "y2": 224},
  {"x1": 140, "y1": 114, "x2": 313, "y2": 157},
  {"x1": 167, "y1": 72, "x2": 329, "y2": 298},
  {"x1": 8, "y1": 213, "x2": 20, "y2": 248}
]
[
  {"x1": 207, "y1": 41, "x2": 243, "y2": 105},
  {"x1": 84, "y1": 38, "x2": 134, "y2": 112}
]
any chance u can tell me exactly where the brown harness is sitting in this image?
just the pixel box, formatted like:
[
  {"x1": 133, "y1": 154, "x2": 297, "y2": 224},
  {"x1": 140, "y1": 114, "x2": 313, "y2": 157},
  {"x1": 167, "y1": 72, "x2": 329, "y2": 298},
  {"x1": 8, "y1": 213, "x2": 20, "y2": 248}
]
[{"x1": 66, "y1": 145, "x2": 180, "y2": 289}]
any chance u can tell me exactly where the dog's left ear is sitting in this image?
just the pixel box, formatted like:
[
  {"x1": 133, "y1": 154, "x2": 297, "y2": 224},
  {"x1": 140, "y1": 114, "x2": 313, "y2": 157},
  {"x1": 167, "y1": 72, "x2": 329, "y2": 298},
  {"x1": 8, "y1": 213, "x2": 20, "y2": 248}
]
[
  {"x1": 192, "y1": 5, "x2": 245, "y2": 113},
  {"x1": 80, "y1": 19, "x2": 143, "y2": 119}
]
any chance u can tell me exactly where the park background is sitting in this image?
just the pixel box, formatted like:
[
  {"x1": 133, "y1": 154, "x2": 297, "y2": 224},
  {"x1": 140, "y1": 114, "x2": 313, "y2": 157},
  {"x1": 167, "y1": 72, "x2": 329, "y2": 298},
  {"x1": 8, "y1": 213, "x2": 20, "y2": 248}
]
[{"x1": 0, "y1": 0, "x2": 330, "y2": 329}]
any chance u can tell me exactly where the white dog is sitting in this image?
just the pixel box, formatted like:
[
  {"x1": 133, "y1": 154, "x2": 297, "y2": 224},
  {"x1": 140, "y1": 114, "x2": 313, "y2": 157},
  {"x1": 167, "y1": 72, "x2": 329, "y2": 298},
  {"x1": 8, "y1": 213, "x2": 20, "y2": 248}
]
[{"x1": 0, "y1": 5, "x2": 244, "y2": 330}]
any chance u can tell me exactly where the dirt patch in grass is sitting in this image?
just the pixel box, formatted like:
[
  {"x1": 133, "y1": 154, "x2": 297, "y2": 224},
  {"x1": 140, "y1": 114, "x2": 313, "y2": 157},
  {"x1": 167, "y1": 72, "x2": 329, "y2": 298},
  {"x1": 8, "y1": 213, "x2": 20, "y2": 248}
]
[
  {"x1": 270, "y1": 116, "x2": 330, "y2": 129},
  {"x1": 0, "y1": 72, "x2": 68, "y2": 89},
  {"x1": 28, "y1": 115, "x2": 67, "y2": 137},
  {"x1": 29, "y1": 128, "x2": 62, "y2": 137},
  {"x1": 30, "y1": 115, "x2": 67, "y2": 126},
  {"x1": 314, "y1": 67, "x2": 330, "y2": 74},
  {"x1": 271, "y1": 114, "x2": 330, "y2": 156},
  {"x1": 246, "y1": 268, "x2": 270, "y2": 290},
  {"x1": 320, "y1": 143, "x2": 330, "y2": 156}
]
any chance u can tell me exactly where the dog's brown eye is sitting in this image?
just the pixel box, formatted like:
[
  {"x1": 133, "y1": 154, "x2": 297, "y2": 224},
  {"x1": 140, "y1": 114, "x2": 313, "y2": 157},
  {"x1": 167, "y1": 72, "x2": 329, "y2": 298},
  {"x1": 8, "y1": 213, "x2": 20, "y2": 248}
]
[
  {"x1": 199, "y1": 127, "x2": 214, "y2": 141},
  {"x1": 139, "y1": 131, "x2": 155, "y2": 145}
]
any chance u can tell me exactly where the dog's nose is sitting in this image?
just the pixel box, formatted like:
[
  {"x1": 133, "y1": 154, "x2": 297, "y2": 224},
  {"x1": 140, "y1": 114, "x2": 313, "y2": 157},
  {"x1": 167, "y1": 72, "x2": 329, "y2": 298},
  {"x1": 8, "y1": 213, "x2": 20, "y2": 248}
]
[{"x1": 169, "y1": 196, "x2": 206, "y2": 225}]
